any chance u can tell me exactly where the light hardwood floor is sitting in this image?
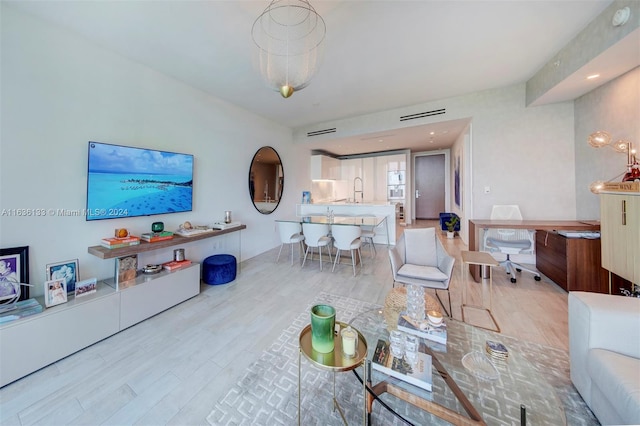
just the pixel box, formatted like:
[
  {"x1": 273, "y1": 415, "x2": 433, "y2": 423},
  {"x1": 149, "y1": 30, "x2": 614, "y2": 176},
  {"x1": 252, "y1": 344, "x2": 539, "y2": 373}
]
[{"x1": 0, "y1": 220, "x2": 570, "y2": 425}]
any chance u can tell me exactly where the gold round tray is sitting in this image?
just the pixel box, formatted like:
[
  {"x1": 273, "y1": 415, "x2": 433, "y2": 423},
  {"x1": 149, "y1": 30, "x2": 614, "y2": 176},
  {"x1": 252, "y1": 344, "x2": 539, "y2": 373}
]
[{"x1": 299, "y1": 321, "x2": 368, "y2": 372}]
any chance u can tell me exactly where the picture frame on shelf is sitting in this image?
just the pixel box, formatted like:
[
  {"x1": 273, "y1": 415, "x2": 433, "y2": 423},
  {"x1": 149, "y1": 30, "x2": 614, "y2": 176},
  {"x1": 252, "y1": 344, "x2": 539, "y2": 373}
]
[
  {"x1": 0, "y1": 246, "x2": 30, "y2": 302},
  {"x1": 45, "y1": 259, "x2": 79, "y2": 294},
  {"x1": 44, "y1": 278, "x2": 67, "y2": 307},
  {"x1": 75, "y1": 278, "x2": 97, "y2": 298}
]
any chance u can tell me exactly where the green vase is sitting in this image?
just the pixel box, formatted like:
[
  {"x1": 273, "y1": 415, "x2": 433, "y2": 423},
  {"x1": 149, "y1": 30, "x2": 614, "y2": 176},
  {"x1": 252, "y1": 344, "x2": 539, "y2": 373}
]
[{"x1": 310, "y1": 304, "x2": 336, "y2": 353}]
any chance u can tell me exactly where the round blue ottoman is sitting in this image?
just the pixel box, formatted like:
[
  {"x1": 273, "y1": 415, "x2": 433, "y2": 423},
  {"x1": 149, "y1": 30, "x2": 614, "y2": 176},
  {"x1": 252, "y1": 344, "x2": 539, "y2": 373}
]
[{"x1": 203, "y1": 254, "x2": 237, "y2": 285}]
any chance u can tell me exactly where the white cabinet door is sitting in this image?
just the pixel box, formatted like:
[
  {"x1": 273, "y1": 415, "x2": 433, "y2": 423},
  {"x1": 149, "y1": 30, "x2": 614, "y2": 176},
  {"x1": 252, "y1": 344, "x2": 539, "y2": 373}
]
[
  {"x1": 600, "y1": 193, "x2": 640, "y2": 284},
  {"x1": 387, "y1": 154, "x2": 406, "y2": 172},
  {"x1": 310, "y1": 155, "x2": 322, "y2": 180},
  {"x1": 375, "y1": 157, "x2": 389, "y2": 201},
  {"x1": 311, "y1": 155, "x2": 341, "y2": 180},
  {"x1": 341, "y1": 158, "x2": 361, "y2": 188},
  {"x1": 324, "y1": 156, "x2": 341, "y2": 179}
]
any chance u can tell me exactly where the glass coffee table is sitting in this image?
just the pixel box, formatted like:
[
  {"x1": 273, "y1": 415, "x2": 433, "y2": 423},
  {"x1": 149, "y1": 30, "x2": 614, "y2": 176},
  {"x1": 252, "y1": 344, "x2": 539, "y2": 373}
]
[{"x1": 349, "y1": 307, "x2": 566, "y2": 425}]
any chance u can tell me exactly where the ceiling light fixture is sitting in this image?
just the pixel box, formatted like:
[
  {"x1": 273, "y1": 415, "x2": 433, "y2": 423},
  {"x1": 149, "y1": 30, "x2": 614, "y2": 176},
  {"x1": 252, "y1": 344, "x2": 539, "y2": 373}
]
[
  {"x1": 251, "y1": 0, "x2": 326, "y2": 99},
  {"x1": 612, "y1": 6, "x2": 630, "y2": 27},
  {"x1": 586, "y1": 74, "x2": 600, "y2": 80}
]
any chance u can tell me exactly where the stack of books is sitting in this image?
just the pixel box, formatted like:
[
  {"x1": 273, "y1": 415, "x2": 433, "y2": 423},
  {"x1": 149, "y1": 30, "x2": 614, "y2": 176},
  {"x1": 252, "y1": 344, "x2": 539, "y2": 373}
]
[
  {"x1": 397, "y1": 312, "x2": 447, "y2": 345},
  {"x1": 162, "y1": 259, "x2": 192, "y2": 271},
  {"x1": 140, "y1": 231, "x2": 174, "y2": 243},
  {"x1": 372, "y1": 339, "x2": 432, "y2": 391},
  {"x1": 485, "y1": 340, "x2": 509, "y2": 360},
  {"x1": 101, "y1": 235, "x2": 141, "y2": 249}
]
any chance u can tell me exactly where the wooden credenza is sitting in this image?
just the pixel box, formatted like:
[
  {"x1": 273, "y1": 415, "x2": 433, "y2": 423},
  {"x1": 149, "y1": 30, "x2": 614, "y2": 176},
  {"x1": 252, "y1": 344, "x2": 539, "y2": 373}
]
[{"x1": 535, "y1": 231, "x2": 608, "y2": 293}]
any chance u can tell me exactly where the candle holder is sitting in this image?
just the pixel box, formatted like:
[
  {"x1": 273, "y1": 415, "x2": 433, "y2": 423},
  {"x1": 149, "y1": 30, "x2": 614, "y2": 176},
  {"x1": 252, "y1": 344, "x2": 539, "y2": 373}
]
[
  {"x1": 341, "y1": 325, "x2": 358, "y2": 358},
  {"x1": 310, "y1": 304, "x2": 336, "y2": 353}
]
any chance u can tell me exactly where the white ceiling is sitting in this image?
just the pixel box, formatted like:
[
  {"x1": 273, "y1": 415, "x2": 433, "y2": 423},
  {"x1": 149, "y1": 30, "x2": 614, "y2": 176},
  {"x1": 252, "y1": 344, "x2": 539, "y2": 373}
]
[{"x1": 7, "y1": 0, "x2": 635, "y2": 155}]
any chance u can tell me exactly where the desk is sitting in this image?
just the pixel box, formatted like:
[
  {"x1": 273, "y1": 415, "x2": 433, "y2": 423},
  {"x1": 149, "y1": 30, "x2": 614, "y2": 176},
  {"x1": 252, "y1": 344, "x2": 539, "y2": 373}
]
[{"x1": 468, "y1": 220, "x2": 600, "y2": 282}]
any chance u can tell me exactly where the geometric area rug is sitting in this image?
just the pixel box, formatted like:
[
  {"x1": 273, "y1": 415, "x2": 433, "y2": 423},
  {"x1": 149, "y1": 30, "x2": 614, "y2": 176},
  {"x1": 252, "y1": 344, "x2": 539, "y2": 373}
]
[{"x1": 206, "y1": 292, "x2": 599, "y2": 425}]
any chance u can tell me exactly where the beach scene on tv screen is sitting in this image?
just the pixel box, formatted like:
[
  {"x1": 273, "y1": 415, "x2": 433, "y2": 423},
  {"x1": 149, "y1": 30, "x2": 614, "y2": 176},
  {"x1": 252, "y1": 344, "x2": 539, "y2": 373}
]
[{"x1": 87, "y1": 142, "x2": 193, "y2": 220}]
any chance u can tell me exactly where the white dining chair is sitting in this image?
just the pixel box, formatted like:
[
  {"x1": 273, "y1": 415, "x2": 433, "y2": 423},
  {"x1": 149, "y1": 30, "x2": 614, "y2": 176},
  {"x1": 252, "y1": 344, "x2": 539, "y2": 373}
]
[
  {"x1": 359, "y1": 214, "x2": 377, "y2": 257},
  {"x1": 331, "y1": 225, "x2": 362, "y2": 276},
  {"x1": 302, "y1": 222, "x2": 333, "y2": 271},
  {"x1": 276, "y1": 221, "x2": 305, "y2": 266}
]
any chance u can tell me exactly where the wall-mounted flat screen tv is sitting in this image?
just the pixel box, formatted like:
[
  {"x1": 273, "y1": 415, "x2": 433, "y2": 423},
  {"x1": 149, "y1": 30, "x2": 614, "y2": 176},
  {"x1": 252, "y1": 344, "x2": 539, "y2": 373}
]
[{"x1": 86, "y1": 141, "x2": 194, "y2": 221}]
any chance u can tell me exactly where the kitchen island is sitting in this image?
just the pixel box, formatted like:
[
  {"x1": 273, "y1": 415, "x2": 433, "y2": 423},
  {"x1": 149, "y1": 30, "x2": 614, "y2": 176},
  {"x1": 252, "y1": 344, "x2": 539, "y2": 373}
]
[{"x1": 297, "y1": 201, "x2": 396, "y2": 245}]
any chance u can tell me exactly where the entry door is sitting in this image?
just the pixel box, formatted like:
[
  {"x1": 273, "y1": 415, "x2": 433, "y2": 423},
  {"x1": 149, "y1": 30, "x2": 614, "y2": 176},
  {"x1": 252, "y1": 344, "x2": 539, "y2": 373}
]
[{"x1": 415, "y1": 154, "x2": 445, "y2": 219}]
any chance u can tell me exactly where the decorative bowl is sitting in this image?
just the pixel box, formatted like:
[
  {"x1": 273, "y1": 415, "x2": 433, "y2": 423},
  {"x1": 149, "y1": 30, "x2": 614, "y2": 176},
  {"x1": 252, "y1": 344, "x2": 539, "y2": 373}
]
[{"x1": 462, "y1": 351, "x2": 499, "y2": 381}]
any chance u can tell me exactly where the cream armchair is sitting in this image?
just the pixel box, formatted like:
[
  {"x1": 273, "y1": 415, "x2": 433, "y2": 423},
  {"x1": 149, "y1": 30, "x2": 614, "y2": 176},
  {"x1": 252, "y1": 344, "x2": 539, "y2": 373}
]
[{"x1": 388, "y1": 228, "x2": 455, "y2": 316}]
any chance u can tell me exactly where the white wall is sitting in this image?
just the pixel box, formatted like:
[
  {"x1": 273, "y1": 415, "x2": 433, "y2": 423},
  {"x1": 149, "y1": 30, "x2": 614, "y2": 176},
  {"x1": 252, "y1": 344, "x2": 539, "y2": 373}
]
[
  {"x1": 0, "y1": 6, "x2": 302, "y2": 296},
  {"x1": 575, "y1": 66, "x2": 640, "y2": 219},
  {"x1": 295, "y1": 84, "x2": 577, "y2": 221}
]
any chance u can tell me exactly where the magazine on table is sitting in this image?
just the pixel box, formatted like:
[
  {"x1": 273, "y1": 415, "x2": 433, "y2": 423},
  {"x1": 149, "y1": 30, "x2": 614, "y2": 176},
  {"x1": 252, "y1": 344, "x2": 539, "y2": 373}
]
[
  {"x1": 371, "y1": 339, "x2": 432, "y2": 391},
  {"x1": 397, "y1": 311, "x2": 447, "y2": 345}
]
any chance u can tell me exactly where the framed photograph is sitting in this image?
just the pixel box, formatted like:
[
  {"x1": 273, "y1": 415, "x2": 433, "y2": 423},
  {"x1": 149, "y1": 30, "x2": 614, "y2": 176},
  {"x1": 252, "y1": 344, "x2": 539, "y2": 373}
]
[
  {"x1": 46, "y1": 259, "x2": 79, "y2": 294},
  {"x1": 75, "y1": 278, "x2": 97, "y2": 298},
  {"x1": 0, "y1": 246, "x2": 30, "y2": 302},
  {"x1": 44, "y1": 278, "x2": 67, "y2": 307}
]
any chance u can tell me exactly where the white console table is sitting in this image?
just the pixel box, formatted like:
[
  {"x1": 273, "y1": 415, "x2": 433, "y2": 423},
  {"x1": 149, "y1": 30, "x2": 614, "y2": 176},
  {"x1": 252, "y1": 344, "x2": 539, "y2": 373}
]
[{"x1": 0, "y1": 225, "x2": 245, "y2": 387}]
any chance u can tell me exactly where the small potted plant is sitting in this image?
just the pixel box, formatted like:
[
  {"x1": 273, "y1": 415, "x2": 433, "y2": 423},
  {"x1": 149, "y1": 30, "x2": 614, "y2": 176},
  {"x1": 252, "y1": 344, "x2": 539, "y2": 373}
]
[{"x1": 445, "y1": 215, "x2": 459, "y2": 239}]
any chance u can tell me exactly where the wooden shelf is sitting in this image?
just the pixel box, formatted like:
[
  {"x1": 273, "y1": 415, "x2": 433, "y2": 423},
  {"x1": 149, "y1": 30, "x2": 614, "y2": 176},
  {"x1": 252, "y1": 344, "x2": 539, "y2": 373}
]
[{"x1": 88, "y1": 225, "x2": 246, "y2": 259}]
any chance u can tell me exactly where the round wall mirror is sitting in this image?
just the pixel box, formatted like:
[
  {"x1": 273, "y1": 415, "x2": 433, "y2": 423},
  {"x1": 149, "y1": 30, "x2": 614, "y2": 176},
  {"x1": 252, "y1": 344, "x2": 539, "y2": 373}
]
[{"x1": 249, "y1": 146, "x2": 283, "y2": 214}]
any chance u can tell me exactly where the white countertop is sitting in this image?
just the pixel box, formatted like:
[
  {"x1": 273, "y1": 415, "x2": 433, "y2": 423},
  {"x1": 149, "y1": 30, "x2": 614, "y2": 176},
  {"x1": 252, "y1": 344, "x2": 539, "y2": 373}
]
[{"x1": 311, "y1": 200, "x2": 394, "y2": 206}]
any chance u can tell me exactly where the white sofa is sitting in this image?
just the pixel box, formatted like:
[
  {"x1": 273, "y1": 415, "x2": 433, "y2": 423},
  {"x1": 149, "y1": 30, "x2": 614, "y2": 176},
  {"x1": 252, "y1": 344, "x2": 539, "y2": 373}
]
[{"x1": 569, "y1": 291, "x2": 640, "y2": 425}]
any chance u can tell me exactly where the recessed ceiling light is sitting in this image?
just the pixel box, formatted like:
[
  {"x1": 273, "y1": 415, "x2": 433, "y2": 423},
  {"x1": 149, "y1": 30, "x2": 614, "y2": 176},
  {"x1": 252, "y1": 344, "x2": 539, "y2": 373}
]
[
  {"x1": 430, "y1": 131, "x2": 435, "y2": 135},
  {"x1": 587, "y1": 74, "x2": 600, "y2": 80}
]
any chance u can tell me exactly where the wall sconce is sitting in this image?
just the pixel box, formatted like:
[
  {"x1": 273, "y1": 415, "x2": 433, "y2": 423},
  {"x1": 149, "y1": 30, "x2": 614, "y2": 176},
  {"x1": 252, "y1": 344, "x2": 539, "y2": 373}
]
[{"x1": 588, "y1": 131, "x2": 638, "y2": 193}]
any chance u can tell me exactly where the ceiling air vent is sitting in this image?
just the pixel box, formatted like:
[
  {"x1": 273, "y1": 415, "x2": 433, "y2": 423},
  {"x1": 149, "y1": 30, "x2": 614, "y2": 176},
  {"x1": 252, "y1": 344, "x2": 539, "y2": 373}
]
[
  {"x1": 307, "y1": 128, "x2": 337, "y2": 137},
  {"x1": 399, "y1": 108, "x2": 446, "y2": 122}
]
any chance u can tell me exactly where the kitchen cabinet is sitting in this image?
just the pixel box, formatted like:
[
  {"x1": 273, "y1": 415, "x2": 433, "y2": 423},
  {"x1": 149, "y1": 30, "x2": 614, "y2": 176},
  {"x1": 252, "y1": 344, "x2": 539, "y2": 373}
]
[
  {"x1": 340, "y1": 158, "x2": 361, "y2": 186},
  {"x1": 310, "y1": 155, "x2": 341, "y2": 180},
  {"x1": 600, "y1": 192, "x2": 639, "y2": 284},
  {"x1": 374, "y1": 157, "x2": 389, "y2": 201},
  {"x1": 387, "y1": 154, "x2": 406, "y2": 172}
]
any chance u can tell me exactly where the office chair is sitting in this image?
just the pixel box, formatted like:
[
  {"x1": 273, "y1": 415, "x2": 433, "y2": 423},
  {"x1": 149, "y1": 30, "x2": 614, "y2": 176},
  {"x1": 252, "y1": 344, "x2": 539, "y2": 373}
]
[{"x1": 483, "y1": 205, "x2": 541, "y2": 284}]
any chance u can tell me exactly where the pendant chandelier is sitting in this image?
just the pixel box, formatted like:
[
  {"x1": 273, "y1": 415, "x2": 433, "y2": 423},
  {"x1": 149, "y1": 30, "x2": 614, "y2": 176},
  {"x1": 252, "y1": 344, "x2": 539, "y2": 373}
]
[{"x1": 252, "y1": 0, "x2": 326, "y2": 98}]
